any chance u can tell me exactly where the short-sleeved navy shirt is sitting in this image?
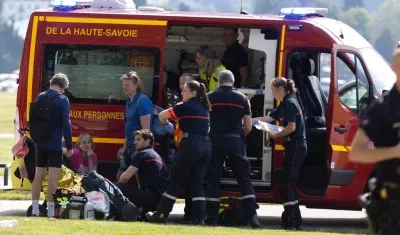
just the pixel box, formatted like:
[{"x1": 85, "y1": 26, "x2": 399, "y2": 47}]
[
  {"x1": 359, "y1": 86, "x2": 400, "y2": 181},
  {"x1": 270, "y1": 94, "x2": 306, "y2": 142},
  {"x1": 130, "y1": 147, "x2": 169, "y2": 195},
  {"x1": 221, "y1": 41, "x2": 248, "y2": 88},
  {"x1": 125, "y1": 92, "x2": 153, "y2": 144},
  {"x1": 166, "y1": 97, "x2": 210, "y2": 136},
  {"x1": 208, "y1": 86, "x2": 251, "y2": 136}
]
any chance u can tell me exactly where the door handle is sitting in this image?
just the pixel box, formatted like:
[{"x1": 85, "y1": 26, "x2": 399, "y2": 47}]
[{"x1": 334, "y1": 126, "x2": 348, "y2": 133}]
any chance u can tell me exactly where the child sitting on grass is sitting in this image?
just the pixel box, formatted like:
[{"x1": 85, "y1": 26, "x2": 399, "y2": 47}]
[{"x1": 64, "y1": 133, "x2": 98, "y2": 174}]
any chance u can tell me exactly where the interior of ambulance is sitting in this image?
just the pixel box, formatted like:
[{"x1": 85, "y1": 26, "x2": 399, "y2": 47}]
[
  {"x1": 39, "y1": 23, "x2": 376, "y2": 196},
  {"x1": 162, "y1": 25, "x2": 276, "y2": 192}
]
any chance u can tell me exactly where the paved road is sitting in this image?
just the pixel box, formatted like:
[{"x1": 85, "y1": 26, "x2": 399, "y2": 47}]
[
  {"x1": 0, "y1": 200, "x2": 369, "y2": 233},
  {"x1": 0, "y1": 176, "x2": 12, "y2": 190},
  {"x1": 0, "y1": 164, "x2": 12, "y2": 190},
  {"x1": 0, "y1": 133, "x2": 14, "y2": 139}
]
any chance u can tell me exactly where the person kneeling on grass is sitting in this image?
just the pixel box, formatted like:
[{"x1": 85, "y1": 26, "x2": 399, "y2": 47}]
[{"x1": 116, "y1": 129, "x2": 169, "y2": 219}]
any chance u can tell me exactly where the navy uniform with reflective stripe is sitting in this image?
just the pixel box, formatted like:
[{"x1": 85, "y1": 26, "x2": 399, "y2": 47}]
[
  {"x1": 270, "y1": 93, "x2": 306, "y2": 229},
  {"x1": 206, "y1": 85, "x2": 259, "y2": 224},
  {"x1": 360, "y1": 88, "x2": 400, "y2": 182},
  {"x1": 150, "y1": 97, "x2": 211, "y2": 222},
  {"x1": 358, "y1": 87, "x2": 400, "y2": 234}
]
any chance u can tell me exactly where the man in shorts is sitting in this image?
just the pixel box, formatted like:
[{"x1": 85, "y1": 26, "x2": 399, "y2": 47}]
[{"x1": 31, "y1": 73, "x2": 73, "y2": 217}]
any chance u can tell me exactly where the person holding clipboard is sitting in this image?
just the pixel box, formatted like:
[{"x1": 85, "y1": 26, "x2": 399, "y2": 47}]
[{"x1": 252, "y1": 77, "x2": 307, "y2": 230}]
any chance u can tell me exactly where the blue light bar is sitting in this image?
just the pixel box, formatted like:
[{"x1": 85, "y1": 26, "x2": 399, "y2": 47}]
[
  {"x1": 50, "y1": 0, "x2": 92, "y2": 11},
  {"x1": 280, "y1": 7, "x2": 328, "y2": 20},
  {"x1": 280, "y1": 7, "x2": 328, "y2": 15}
]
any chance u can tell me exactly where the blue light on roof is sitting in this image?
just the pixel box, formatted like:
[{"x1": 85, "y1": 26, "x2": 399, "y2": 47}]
[
  {"x1": 50, "y1": 0, "x2": 92, "y2": 11},
  {"x1": 280, "y1": 7, "x2": 328, "y2": 20}
]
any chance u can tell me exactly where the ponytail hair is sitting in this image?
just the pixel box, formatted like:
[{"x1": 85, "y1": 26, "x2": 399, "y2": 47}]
[
  {"x1": 185, "y1": 80, "x2": 211, "y2": 111},
  {"x1": 271, "y1": 77, "x2": 297, "y2": 94},
  {"x1": 199, "y1": 83, "x2": 211, "y2": 111}
]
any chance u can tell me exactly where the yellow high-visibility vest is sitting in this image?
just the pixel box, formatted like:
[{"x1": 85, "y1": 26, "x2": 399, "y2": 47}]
[{"x1": 199, "y1": 64, "x2": 226, "y2": 92}]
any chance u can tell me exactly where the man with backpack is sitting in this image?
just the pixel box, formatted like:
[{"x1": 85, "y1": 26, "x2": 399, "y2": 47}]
[{"x1": 29, "y1": 73, "x2": 73, "y2": 218}]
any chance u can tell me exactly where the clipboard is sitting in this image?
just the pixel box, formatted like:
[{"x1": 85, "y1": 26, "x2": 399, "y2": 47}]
[{"x1": 253, "y1": 120, "x2": 283, "y2": 135}]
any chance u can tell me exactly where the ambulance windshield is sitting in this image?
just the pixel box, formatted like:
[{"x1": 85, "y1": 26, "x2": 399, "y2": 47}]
[
  {"x1": 359, "y1": 47, "x2": 396, "y2": 94},
  {"x1": 42, "y1": 45, "x2": 160, "y2": 104}
]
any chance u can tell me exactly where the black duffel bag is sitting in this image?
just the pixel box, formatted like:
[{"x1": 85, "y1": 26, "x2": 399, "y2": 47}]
[{"x1": 81, "y1": 170, "x2": 137, "y2": 221}]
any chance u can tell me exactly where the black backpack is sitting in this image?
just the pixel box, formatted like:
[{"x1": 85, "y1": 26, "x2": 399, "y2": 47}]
[
  {"x1": 218, "y1": 197, "x2": 248, "y2": 226},
  {"x1": 29, "y1": 91, "x2": 60, "y2": 143}
]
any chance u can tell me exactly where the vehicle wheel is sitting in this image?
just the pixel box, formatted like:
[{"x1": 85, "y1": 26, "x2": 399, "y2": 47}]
[{"x1": 26, "y1": 204, "x2": 47, "y2": 217}]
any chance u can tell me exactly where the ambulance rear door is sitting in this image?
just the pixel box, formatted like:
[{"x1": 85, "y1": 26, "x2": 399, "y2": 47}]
[{"x1": 34, "y1": 15, "x2": 167, "y2": 178}]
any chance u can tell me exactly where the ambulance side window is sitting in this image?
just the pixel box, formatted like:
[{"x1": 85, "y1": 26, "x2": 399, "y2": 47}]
[
  {"x1": 336, "y1": 52, "x2": 370, "y2": 116},
  {"x1": 42, "y1": 44, "x2": 160, "y2": 104}
]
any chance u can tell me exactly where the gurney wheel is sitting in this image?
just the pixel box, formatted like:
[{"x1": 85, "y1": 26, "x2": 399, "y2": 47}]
[{"x1": 26, "y1": 204, "x2": 47, "y2": 217}]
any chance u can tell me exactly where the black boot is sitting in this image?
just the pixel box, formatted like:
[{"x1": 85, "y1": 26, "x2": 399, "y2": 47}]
[
  {"x1": 280, "y1": 209, "x2": 288, "y2": 228},
  {"x1": 146, "y1": 211, "x2": 168, "y2": 223},
  {"x1": 176, "y1": 215, "x2": 192, "y2": 224},
  {"x1": 295, "y1": 204, "x2": 303, "y2": 230},
  {"x1": 193, "y1": 220, "x2": 205, "y2": 226},
  {"x1": 280, "y1": 205, "x2": 297, "y2": 230},
  {"x1": 249, "y1": 214, "x2": 261, "y2": 228},
  {"x1": 280, "y1": 226, "x2": 297, "y2": 230}
]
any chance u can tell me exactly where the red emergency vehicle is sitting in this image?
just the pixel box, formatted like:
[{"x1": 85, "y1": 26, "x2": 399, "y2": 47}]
[{"x1": 12, "y1": 0, "x2": 396, "y2": 211}]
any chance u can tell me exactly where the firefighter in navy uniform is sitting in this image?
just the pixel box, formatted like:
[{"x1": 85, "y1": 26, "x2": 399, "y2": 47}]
[
  {"x1": 146, "y1": 80, "x2": 212, "y2": 225},
  {"x1": 174, "y1": 73, "x2": 196, "y2": 224},
  {"x1": 350, "y1": 49, "x2": 400, "y2": 235},
  {"x1": 253, "y1": 77, "x2": 306, "y2": 230},
  {"x1": 206, "y1": 70, "x2": 261, "y2": 228}
]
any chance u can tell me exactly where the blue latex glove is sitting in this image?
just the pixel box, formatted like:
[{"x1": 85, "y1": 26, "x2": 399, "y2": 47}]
[{"x1": 165, "y1": 121, "x2": 174, "y2": 134}]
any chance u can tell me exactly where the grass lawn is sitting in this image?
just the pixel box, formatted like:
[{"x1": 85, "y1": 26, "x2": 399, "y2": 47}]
[
  {"x1": 0, "y1": 216, "x2": 361, "y2": 235},
  {"x1": 0, "y1": 138, "x2": 14, "y2": 166},
  {"x1": 0, "y1": 92, "x2": 16, "y2": 134},
  {"x1": 0, "y1": 92, "x2": 16, "y2": 169},
  {"x1": 0, "y1": 190, "x2": 45, "y2": 200}
]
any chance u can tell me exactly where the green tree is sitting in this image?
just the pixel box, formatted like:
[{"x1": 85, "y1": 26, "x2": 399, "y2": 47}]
[
  {"x1": 344, "y1": 0, "x2": 364, "y2": 10},
  {"x1": 374, "y1": 29, "x2": 395, "y2": 61},
  {"x1": 311, "y1": 0, "x2": 343, "y2": 19},
  {"x1": 340, "y1": 7, "x2": 372, "y2": 41},
  {"x1": 369, "y1": 0, "x2": 400, "y2": 46},
  {"x1": 0, "y1": 22, "x2": 24, "y2": 73}
]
